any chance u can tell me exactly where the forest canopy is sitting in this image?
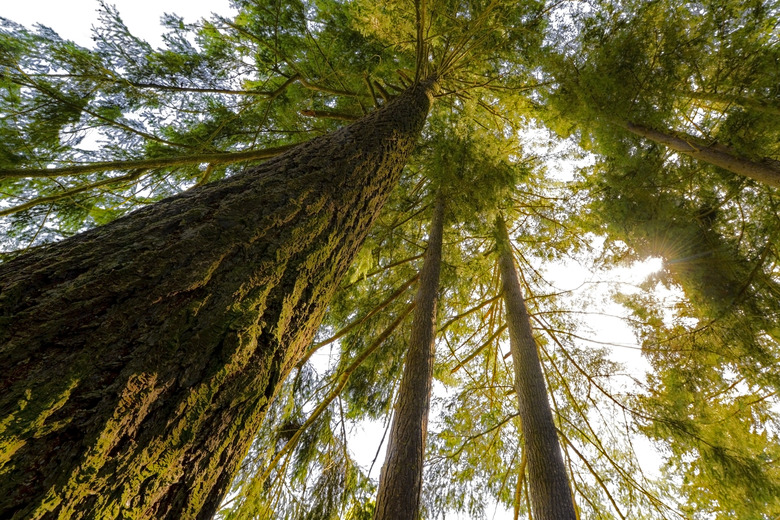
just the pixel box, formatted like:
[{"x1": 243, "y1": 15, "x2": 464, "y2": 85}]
[{"x1": 1, "y1": 0, "x2": 779, "y2": 519}]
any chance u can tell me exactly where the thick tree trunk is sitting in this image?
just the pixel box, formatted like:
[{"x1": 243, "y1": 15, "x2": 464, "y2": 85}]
[
  {"x1": 496, "y1": 217, "x2": 576, "y2": 520},
  {"x1": 373, "y1": 196, "x2": 444, "y2": 520},
  {"x1": 620, "y1": 121, "x2": 780, "y2": 187},
  {"x1": 0, "y1": 82, "x2": 435, "y2": 520}
]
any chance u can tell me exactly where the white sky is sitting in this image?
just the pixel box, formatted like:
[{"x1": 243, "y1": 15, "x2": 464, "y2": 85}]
[
  {"x1": 1, "y1": 0, "x2": 235, "y2": 48},
  {"x1": 2, "y1": 2, "x2": 673, "y2": 518}
]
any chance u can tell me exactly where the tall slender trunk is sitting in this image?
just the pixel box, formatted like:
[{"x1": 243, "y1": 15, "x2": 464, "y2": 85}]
[
  {"x1": 496, "y1": 217, "x2": 576, "y2": 520},
  {"x1": 0, "y1": 81, "x2": 435, "y2": 520},
  {"x1": 619, "y1": 120, "x2": 780, "y2": 187},
  {"x1": 373, "y1": 195, "x2": 445, "y2": 520}
]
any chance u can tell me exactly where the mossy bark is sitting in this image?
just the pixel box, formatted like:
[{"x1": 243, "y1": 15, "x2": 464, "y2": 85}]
[
  {"x1": 496, "y1": 218, "x2": 576, "y2": 520},
  {"x1": 0, "y1": 82, "x2": 435, "y2": 520},
  {"x1": 373, "y1": 196, "x2": 444, "y2": 520}
]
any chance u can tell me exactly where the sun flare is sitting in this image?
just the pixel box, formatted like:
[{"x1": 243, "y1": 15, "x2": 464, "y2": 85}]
[{"x1": 628, "y1": 256, "x2": 665, "y2": 283}]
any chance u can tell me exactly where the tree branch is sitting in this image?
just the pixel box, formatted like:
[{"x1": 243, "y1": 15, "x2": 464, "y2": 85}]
[{"x1": 0, "y1": 144, "x2": 296, "y2": 179}]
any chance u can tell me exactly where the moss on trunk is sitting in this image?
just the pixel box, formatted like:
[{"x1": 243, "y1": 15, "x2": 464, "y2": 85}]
[{"x1": 0, "y1": 82, "x2": 435, "y2": 519}]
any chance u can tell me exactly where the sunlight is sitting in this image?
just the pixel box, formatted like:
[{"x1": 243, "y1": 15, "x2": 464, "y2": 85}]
[{"x1": 626, "y1": 256, "x2": 664, "y2": 283}]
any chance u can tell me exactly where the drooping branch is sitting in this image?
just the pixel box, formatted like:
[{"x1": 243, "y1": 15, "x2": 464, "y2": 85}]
[
  {"x1": 10, "y1": 69, "x2": 197, "y2": 150},
  {"x1": 343, "y1": 253, "x2": 425, "y2": 290},
  {"x1": 0, "y1": 169, "x2": 146, "y2": 217},
  {"x1": 441, "y1": 411, "x2": 519, "y2": 460},
  {"x1": 20, "y1": 72, "x2": 304, "y2": 99},
  {"x1": 450, "y1": 323, "x2": 508, "y2": 373},
  {"x1": 439, "y1": 294, "x2": 501, "y2": 332},
  {"x1": 537, "y1": 332, "x2": 677, "y2": 518},
  {"x1": 513, "y1": 449, "x2": 528, "y2": 520},
  {"x1": 374, "y1": 80, "x2": 392, "y2": 102},
  {"x1": 297, "y1": 273, "x2": 420, "y2": 367}
]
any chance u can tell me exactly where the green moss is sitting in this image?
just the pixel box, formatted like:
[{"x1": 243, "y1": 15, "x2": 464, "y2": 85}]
[
  {"x1": 2, "y1": 81, "x2": 431, "y2": 518},
  {"x1": 0, "y1": 379, "x2": 78, "y2": 468}
]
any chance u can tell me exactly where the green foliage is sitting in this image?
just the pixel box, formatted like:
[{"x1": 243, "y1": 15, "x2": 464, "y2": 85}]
[
  {"x1": 3, "y1": 0, "x2": 780, "y2": 518},
  {"x1": 578, "y1": 98, "x2": 780, "y2": 518},
  {"x1": 536, "y1": 0, "x2": 780, "y2": 174}
]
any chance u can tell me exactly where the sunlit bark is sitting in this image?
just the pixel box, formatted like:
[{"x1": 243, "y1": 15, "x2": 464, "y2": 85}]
[
  {"x1": 0, "y1": 82, "x2": 435, "y2": 520},
  {"x1": 621, "y1": 121, "x2": 780, "y2": 187}
]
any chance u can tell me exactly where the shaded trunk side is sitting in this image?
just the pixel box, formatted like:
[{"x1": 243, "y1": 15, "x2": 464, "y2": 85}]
[
  {"x1": 620, "y1": 121, "x2": 780, "y2": 187},
  {"x1": 0, "y1": 82, "x2": 435, "y2": 520},
  {"x1": 496, "y1": 217, "x2": 576, "y2": 520},
  {"x1": 373, "y1": 196, "x2": 445, "y2": 520}
]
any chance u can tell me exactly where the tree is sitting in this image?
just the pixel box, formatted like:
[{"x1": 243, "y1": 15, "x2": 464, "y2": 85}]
[
  {"x1": 496, "y1": 216, "x2": 577, "y2": 519},
  {"x1": 579, "y1": 145, "x2": 780, "y2": 518},
  {"x1": 2, "y1": 0, "x2": 780, "y2": 518},
  {"x1": 533, "y1": 9, "x2": 780, "y2": 512},
  {"x1": 617, "y1": 121, "x2": 780, "y2": 187},
  {"x1": 0, "y1": 0, "x2": 547, "y2": 516},
  {"x1": 374, "y1": 194, "x2": 445, "y2": 520},
  {"x1": 537, "y1": 0, "x2": 780, "y2": 187},
  {"x1": 0, "y1": 81, "x2": 434, "y2": 519}
]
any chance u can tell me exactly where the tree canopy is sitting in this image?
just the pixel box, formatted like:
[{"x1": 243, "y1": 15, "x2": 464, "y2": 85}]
[{"x1": 1, "y1": 0, "x2": 779, "y2": 519}]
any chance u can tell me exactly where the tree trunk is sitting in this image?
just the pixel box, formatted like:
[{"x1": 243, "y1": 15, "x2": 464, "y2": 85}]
[
  {"x1": 620, "y1": 121, "x2": 780, "y2": 187},
  {"x1": 0, "y1": 81, "x2": 435, "y2": 520},
  {"x1": 496, "y1": 217, "x2": 576, "y2": 520},
  {"x1": 373, "y1": 195, "x2": 445, "y2": 520}
]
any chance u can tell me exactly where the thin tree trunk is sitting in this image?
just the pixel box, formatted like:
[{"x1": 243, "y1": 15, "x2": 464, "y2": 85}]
[
  {"x1": 0, "y1": 81, "x2": 436, "y2": 520},
  {"x1": 619, "y1": 120, "x2": 780, "y2": 187},
  {"x1": 496, "y1": 217, "x2": 576, "y2": 520},
  {"x1": 373, "y1": 195, "x2": 445, "y2": 520}
]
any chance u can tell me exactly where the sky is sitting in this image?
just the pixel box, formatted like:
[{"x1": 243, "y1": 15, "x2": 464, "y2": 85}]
[
  {"x1": 1, "y1": 0, "x2": 234, "y2": 48},
  {"x1": 2, "y1": 2, "x2": 673, "y2": 517}
]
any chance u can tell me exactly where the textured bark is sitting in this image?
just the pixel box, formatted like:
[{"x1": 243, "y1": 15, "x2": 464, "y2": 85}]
[
  {"x1": 496, "y1": 218, "x2": 576, "y2": 520},
  {"x1": 621, "y1": 121, "x2": 780, "y2": 187},
  {"x1": 373, "y1": 196, "x2": 444, "y2": 520},
  {"x1": 0, "y1": 82, "x2": 435, "y2": 520}
]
